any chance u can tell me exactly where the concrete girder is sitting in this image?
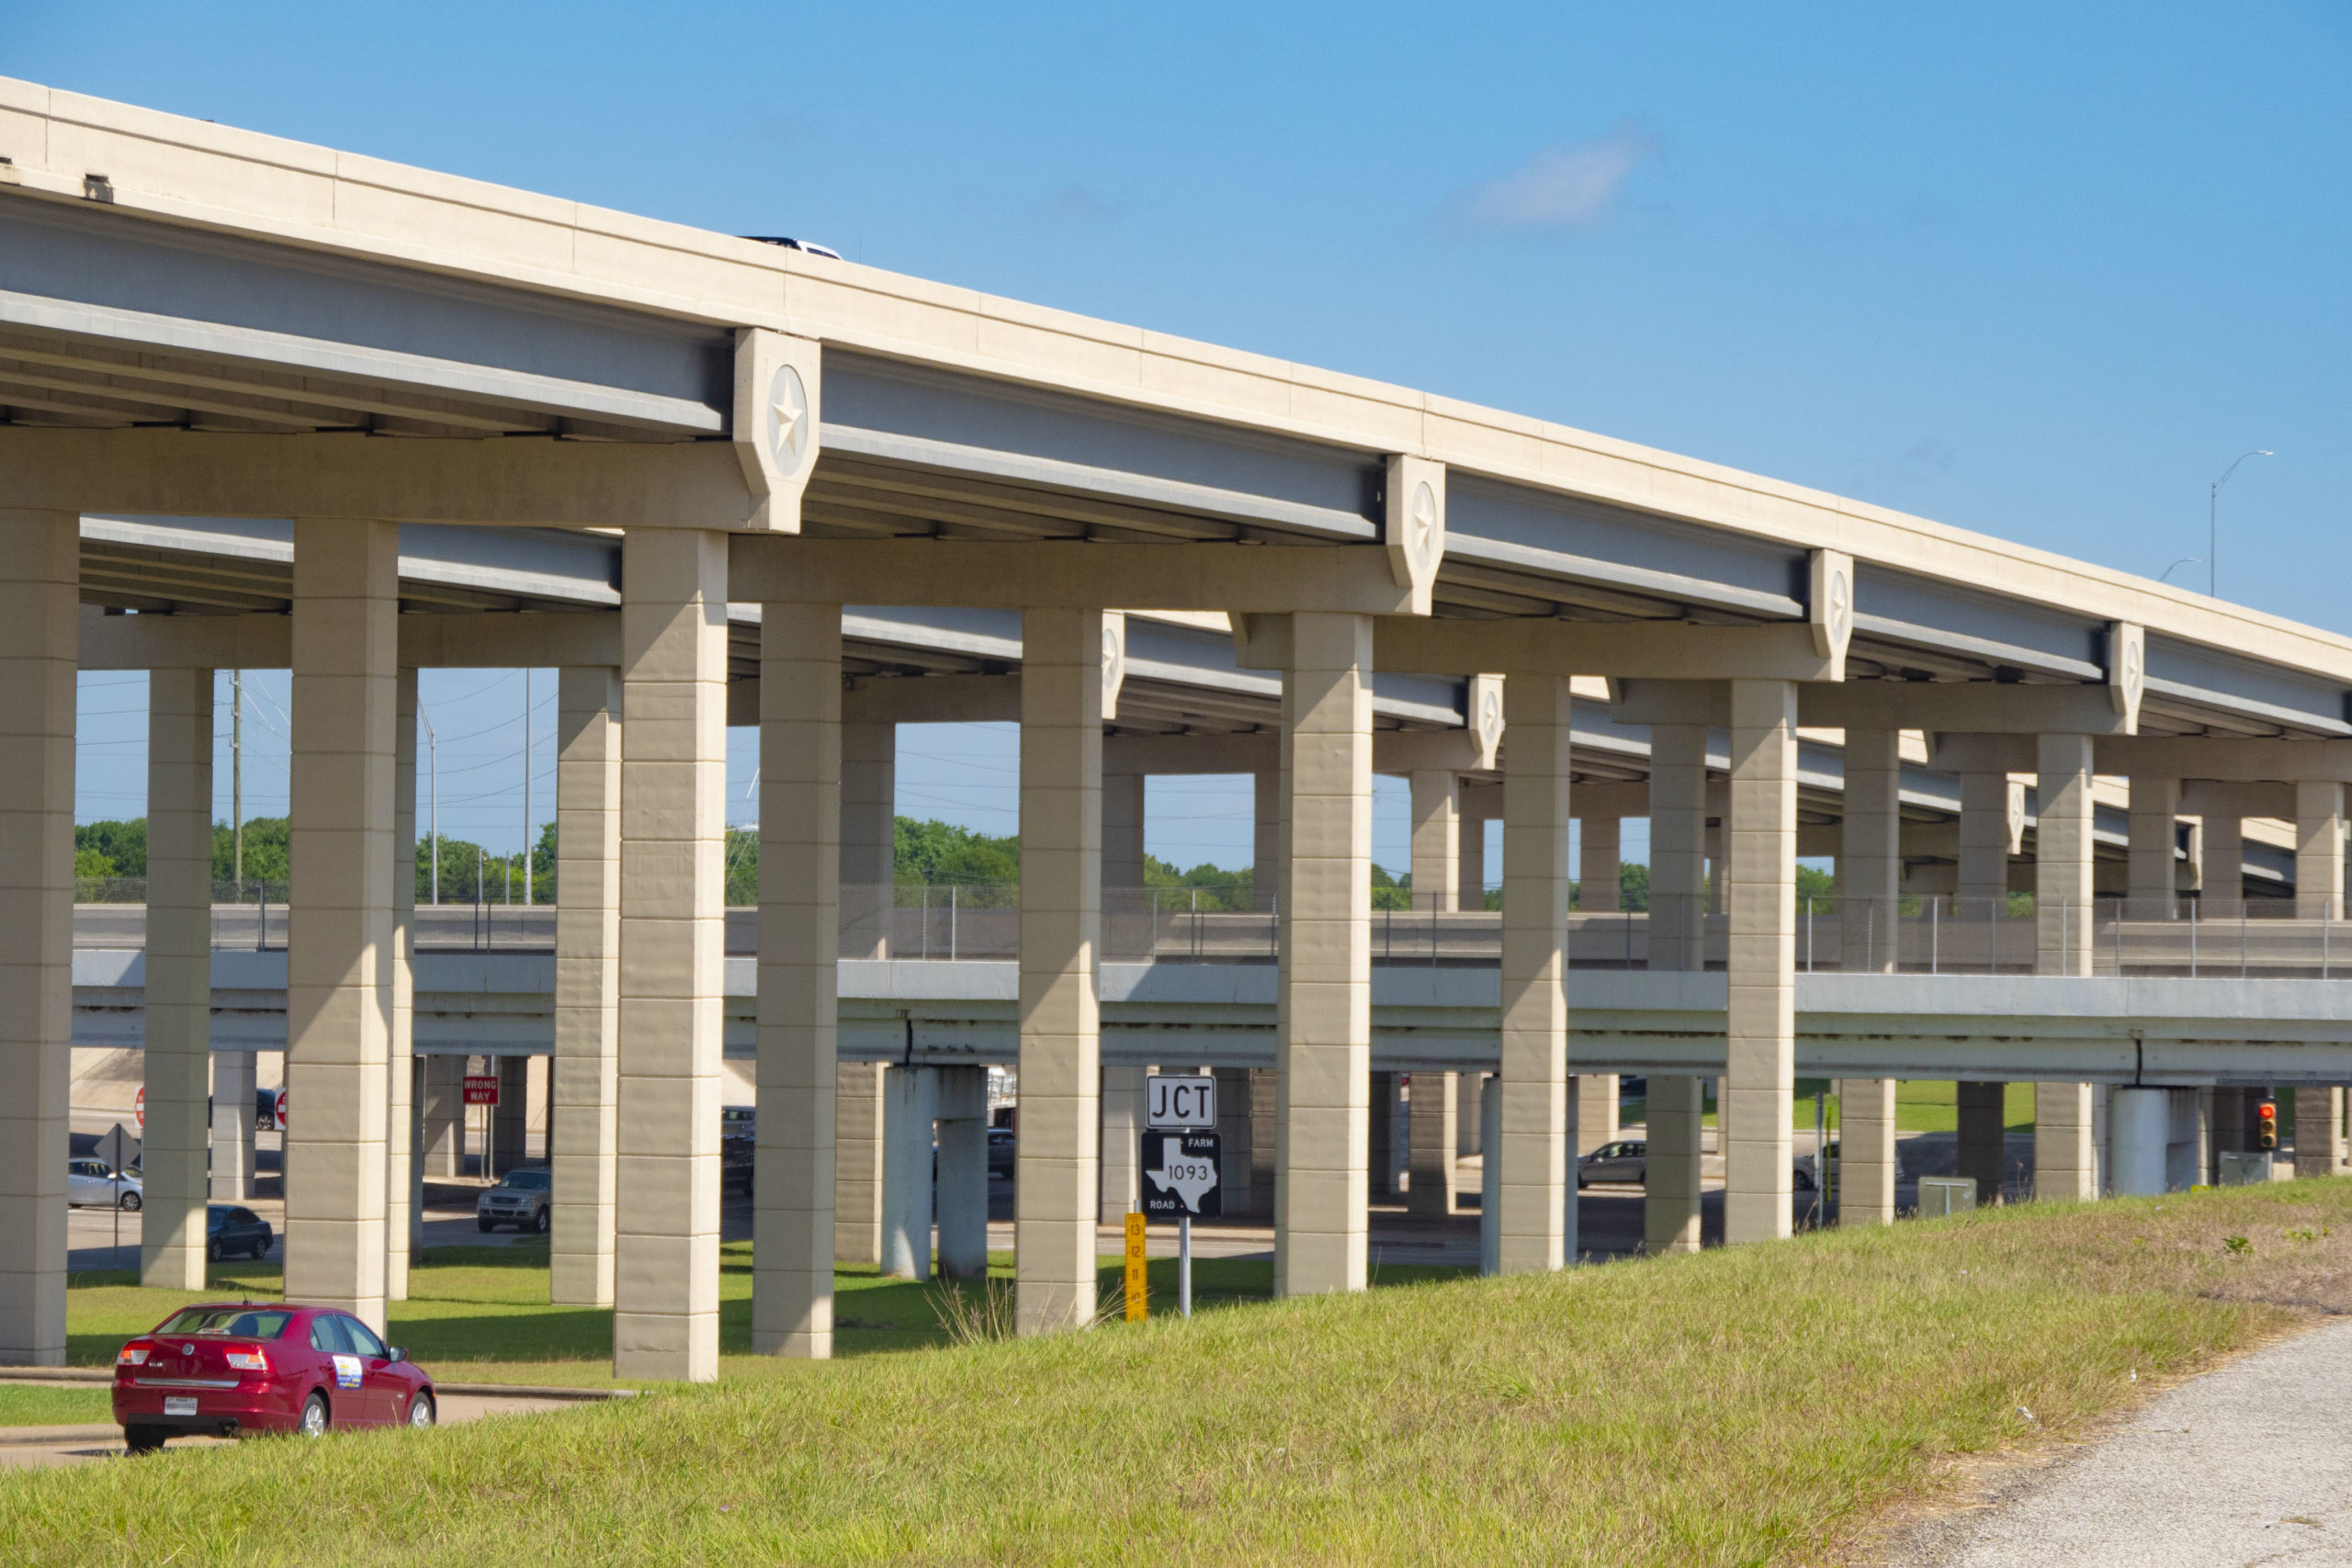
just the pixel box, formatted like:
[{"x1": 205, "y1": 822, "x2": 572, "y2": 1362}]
[
  {"x1": 1360, "y1": 618, "x2": 1842, "y2": 684},
  {"x1": 1932, "y1": 733, "x2": 2352, "y2": 784},
  {"x1": 734, "y1": 537, "x2": 1426, "y2": 615},
  {"x1": 0, "y1": 428, "x2": 759, "y2": 529},
  {"x1": 1614, "y1": 677, "x2": 2137, "y2": 735}
]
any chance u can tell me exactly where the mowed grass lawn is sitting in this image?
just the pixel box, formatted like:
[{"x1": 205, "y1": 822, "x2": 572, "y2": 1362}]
[
  {"x1": 16, "y1": 1183, "x2": 2352, "y2": 1566},
  {"x1": 55, "y1": 1242, "x2": 1463, "y2": 1388}
]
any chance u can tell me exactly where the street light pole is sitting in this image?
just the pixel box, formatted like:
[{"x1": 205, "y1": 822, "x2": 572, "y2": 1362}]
[
  {"x1": 2210, "y1": 448, "x2": 2274, "y2": 599},
  {"x1": 419, "y1": 701, "x2": 439, "y2": 905}
]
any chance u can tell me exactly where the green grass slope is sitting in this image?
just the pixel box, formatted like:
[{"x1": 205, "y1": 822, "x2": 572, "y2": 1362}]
[{"x1": 14, "y1": 1183, "x2": 2352, "y2": 1566}]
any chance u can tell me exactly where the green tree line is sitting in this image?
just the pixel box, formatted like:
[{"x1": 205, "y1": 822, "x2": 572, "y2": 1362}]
[{"x1": 76, "y1": 813, "x2": 1659, "y2": 912}]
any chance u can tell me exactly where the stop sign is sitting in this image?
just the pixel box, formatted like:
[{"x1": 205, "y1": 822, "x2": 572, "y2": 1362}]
[{"x1": 134, "y1": 1085, "x2": 144, "y2": 1130}]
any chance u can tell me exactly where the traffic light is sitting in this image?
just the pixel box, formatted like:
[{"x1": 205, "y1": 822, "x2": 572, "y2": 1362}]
[{"x1": 2257, "y1": 1100, "x2": 2279, "y2": 1151}]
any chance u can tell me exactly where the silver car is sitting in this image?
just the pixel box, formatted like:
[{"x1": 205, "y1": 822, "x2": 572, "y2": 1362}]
[
  {"x1": 1574, "y1": 1142, "x2": 1821, "y2": 1191},
  {"x1": 476, "y1": 1168, "x2": 551, "y2": 1233},
  {"x1": 67, "y1": 1158, "x2": 142, "y2": 1211}
]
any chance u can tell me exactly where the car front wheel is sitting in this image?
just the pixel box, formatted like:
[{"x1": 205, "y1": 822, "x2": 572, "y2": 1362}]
[
  {"x1": 477, "y1": 1218, "x2": 495, "y2": 1233},
  {"x1": 534, "y1": 1208, "x2": 550, "y2": 1235},
  {"x1": 119, "y1": 1191, "x2": 142, "y2": 1213},
  {"x1": 298, "y1": 1392, "x2": 330, "y2": 1438},
  {"x1": 407, "y1": 1392, "x2": 435, "y2": 1429}
]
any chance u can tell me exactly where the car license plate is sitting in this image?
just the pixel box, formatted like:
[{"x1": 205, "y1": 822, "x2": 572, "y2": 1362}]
[{"x1": 164, "y1": 1395, "x2": 198, "y2": 1416}]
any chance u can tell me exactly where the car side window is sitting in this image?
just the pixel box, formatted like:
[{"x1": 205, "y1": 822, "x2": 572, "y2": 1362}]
[
  {"x1": 232, "y1": 1208, "x2": 257, "y2": 1224},
  {"x1": 310, "y1": 1316, "x2": 351, "y2": 1354},
  {"x1": 340, "y1": 1316, "x2": 389, "y2": 1359}
]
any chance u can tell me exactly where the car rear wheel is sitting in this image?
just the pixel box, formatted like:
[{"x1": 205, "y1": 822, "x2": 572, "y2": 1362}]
[
  {"x1": 123, "y1": 1424, "x2": 166, "y2": 1455},
  {"x1": 119, "y1": 1191, "x2": 142, "y2": 1213},
  {"x1": 407, "y1": 1392, "x2": 435, "y2": 1429},
  {"x1": 298, "y1": 1392, "x2": 330, "y2": 1438},
  {"x1": 207, "y1": 1236, "x2": 221, "y2": 1262}
]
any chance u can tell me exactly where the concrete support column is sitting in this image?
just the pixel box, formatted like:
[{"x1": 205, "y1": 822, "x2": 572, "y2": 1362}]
[
  {"x1": 1214, "y1": 1066, "x2": 1260, "y2": 1216},
  {"x1": 1102, "y1": 772, "x2": 1146, "y2": 892},
  {"x1": 2033, "y1": 1082, "x2": 2097, "y2": 1201},
  {"x1": 285, "y1": 518, "x2": 398, "y2": 1337},
  {"x1": 1367, "y1": 1072, "x2": 1403, "y2": 1200},
  {"x1": 1644, "y1": 1075, "x2": 1704, "y2": 1254},
  {"x1": 879, "y1": 1066, "x2": 937, "y2": 1280},
  {"x1": 492, "y1": 1056, "x2": 530, "y2": 1168},
  {"x1": 1578, "y1": 817, "x2": 1621, "y2": 912},
  {"x1": 1839, "y1": 1078, "x2": 1897, "y2": 1224},
  {"x1": 1252, "y1": 768, "x2": 1282, "y2": 914},
  {"x1": 842, "y1": 721, "x2": 895, "y2": 958},
  {"x1": 387, "y1": 666, "x2": 416, "y2": 1301},
  {"x1": 211, "y1": 1052, "x2": 258, "y2": 1201},
  {"x1": 833, "y1": 1062, "x2": 886, "y2": 1265},
  {"x1": 2034, "y1": 734, "x2": 2098, "y2": 1201},
  {"x1": 1409, "y1": 768, "x2": 1459, "y2": 911},
  {"x1": 1458, "y1": 1071, "x2": 1484, "y2": 1158},
  {"x1": 1957, "y1": 772, "x2": 2013, "y2": 908},
  {"x1": 1956, "y1": 1082, "x2": 2007, "y2": 1203},
  {"x1": 1645, "y1": 723, "x2": 1707, "y2": 1252},
  {"x1": 2129, "y1": 776, "x2": 2181, "y2": 919},
  {"x1": 551, "y1": 667, "x2": 621, "y2": 1308},
  {"x1": 1406, "y1": 1072, "x2": 1458, "y2": 1216},
  {"x1": 2295, "y1": 1087, "x2": 2345, "y2": 1179},
  {"x1": 2110, "y1": 1088, "x2": 2170, "y2": 1196},
  {"x1": 1498, "y1": 672, "x2": 1570, "y2": 1272},
  {"x1": 614, "y1": 528, "x2": 729, "y2": 1382},
  {"x1": 2296, "y1": 782, "x2": 2346, "y2": 920},
  {"x1": 1477, "y1": 1075, "x2": 1502, "y2": 1275},
  {"x1": 1099, "y1": 1064, "x2": 1144, "y2": 1221},
  {"x1": 1461, "y1": 812, "x2": 1488, "y2": 910},
  {"x1": 1842, "y1": 728, "x2": 1901, "y2": 974},
  {"x1": 1274, "y1": 612, "x2": 1373, "y2": 1298},
  {"x1": 0, "y1": 510, "x2": 74, "y2": 1365},
  {"x1": 418, "y1": 1057, "x2": 462, "y2": 1179},
  {"x1": 934, "y1": 1066, "x2": 989, "y2": 1280},
  {"x1": 1015, "y1": 609, "x2": 1103, "y2": 1333},
  {"x1": 1723, "y1": 680, "x2": 1798, "y2": 1246},
  {"x1": 1706, "y1": 821, "x2": 1725, "y2": 915},
  {"x1": 754, "y1": 605, "x2": 839, "y2": 1356},
  {"x1": 1574, "y1": 1076, "x2": 1619, "y2": 1155},
  {"x1": 2204, "y1": 814, "x2": 2245, "y2": 918},
  {"x1": 142, "y1": 665, "x2": 213, "y2": 1291}
]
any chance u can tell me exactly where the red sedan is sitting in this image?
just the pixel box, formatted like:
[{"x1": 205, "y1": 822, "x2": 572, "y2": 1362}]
[{"x1": 113, "y1": 1303, "x2": 435, "y2": 1451}]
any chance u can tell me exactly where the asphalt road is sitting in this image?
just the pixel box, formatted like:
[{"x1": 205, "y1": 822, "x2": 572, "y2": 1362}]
[
  {"x1": 1887, "y1": 1317, "x2": 2352, "y2": 1566},
  {"x1": 0, "y1": 1388, "x2": 586, "y2": 1470}
]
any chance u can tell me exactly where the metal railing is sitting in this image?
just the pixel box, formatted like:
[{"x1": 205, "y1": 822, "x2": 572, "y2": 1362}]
[{"x1": 71, "y1": 884, "x2": 2352, "y2": 980}]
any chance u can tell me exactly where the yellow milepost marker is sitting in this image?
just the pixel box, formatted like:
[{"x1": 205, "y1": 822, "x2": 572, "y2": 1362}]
[{"x1": 1124, "y1": 1212, "x2": 1148, "y2": 1321}]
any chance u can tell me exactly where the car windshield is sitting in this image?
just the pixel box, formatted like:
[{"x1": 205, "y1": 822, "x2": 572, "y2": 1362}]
[
  {"x1": 154, "y1": 1307, "x2": 292, "y2": 1339},
  {"x1": 499, "y1": 1170, "x2": 552, "y2": 1191}
]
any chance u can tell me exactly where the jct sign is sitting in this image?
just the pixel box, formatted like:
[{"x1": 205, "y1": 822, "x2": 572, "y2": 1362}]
[
  {"x1": 1146, "y1": 1074, "x2": 1216, "y2": 1130},
  {"x1": 462, "y1": 1075, "x2": 499, "y2": 1107}
]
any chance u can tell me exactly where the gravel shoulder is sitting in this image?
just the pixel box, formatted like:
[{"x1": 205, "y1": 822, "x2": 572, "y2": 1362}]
[{"x1": 1878, "y1": 1315, "x2": 2352, "y2": 1566}]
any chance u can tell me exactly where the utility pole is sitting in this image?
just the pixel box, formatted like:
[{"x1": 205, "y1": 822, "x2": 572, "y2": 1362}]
[
  {"x1": 522, "y1": 669, "x2": 533, "y2": 906},
  {"x1": 231, "y1": 670, "x2": 243, "y2": 887},
  {"x1": 420, "y1": 700, "x2": 439, "y2": 905}
]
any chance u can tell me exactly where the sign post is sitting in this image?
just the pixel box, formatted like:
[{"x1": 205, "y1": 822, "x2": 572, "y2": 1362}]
[
  {"x1": 1123, "y1": 1212, "x2": 1148, "y2": 1321},
  {"x1": 1143, "y1": 1073, "x2": 1221, "y2": 1318},
  {"x1": 96, "y1": 1122, "x2": 139, "y2": 1256}
]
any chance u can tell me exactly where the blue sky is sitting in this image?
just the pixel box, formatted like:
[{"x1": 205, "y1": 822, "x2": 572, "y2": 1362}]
[{"x1": 30, "y1": 2, "x2": 2348, "y2": 880}]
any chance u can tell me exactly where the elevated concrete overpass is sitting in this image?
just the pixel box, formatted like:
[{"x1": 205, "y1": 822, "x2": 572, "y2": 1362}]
[{"x1": 3, "y1": 76, "x2": 2348, "y2": 1377}]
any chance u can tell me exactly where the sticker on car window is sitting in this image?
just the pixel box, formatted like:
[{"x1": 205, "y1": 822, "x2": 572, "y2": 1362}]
[{"x1": 334, "y1": 1353, "x2": 364, "y2": 1390}]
